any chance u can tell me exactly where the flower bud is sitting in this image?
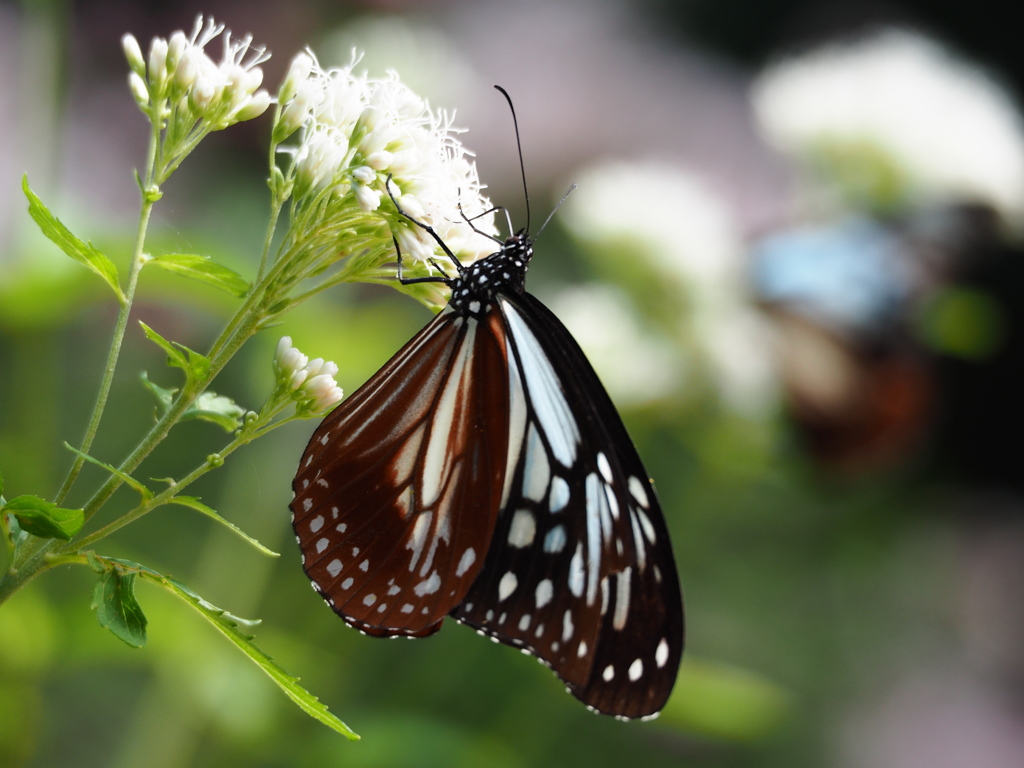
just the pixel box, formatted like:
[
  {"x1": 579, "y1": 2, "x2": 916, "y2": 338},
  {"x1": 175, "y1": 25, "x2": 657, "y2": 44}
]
[
  {"x1": 148, "y1": 37, "x2": 168, "y2": 84},
  {"x1": 236, "y1": 90, "x2": 272, "y2": 122},
  {"x1": 279, "y1": 51, "x2": 314, "y2": 105},
  {"x1": 128, "y1": 71, "x2": 150, "y2": 108},
  {"x1": 122, "y1": 33, "x2": 145, "y2": 75}
]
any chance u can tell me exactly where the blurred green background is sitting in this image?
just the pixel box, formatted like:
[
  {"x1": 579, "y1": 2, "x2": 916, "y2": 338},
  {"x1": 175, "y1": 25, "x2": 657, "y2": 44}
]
[{"x1": 3, "y1": 1, "x2": 1024, "y2": 766}]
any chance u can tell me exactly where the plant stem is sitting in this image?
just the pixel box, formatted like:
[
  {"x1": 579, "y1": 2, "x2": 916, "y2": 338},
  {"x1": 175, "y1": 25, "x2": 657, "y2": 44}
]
[{"x1": 54, "y1": 123, "x2": 160, "y2": 507}]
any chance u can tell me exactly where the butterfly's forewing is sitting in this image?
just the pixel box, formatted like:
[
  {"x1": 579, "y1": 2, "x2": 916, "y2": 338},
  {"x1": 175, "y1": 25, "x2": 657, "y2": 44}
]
[
  {"x1": 291, "y1": 309, "x2": 510, "y2": 637},
  {"x1": 450, "y1": 292, "x2": 684, "y2": 719}
]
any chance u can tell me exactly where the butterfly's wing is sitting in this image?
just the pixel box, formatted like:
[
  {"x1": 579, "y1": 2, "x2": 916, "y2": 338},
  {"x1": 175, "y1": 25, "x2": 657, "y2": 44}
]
[
  {"x1": 291, "y1": 308, "x2": 511, "y2": 637},
  {"x1": 450, "y1": 292, "x2": 684, "y2": 719}
]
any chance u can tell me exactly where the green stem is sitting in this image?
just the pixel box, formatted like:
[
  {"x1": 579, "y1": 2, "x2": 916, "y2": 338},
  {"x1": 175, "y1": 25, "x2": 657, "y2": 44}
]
[
  {"x1": 54, "y1": 123, "x2": 161, "y2": 507},
  {"x1": 79, "y1": 308, "x2": 263, "y2": 524}
]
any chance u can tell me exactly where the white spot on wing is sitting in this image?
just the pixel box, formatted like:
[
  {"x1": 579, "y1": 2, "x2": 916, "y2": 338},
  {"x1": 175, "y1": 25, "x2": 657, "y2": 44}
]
[
  {"x1": 628, "y1": 658, "x2": 643, "y2": 681},
  {"x1": 522, "y1": 424, "x2": 550, "y2": 503},
  {"x1": 549, "y1": 476, "x2": 570, "y2": 513},
  {"x1": 613, "y1": 567, "x2": 632, "y2": 631},
  {"x1": 310, "y1": 515, "x2": 324, "y2": 533},
  {"x1": 597, "y1": 452, "x2": 612, "y2": 482},
  {"x1": 326, "y1": 559, "x2": 342, "y2": 578},
  {"x1": 518, "y1": 614, "x2": 531, "y2": 631},
  {"x1": 637, "y1": 507, "x2": 657, "y2": 544},
  {"x1": 406, "y1": 511, "x2": 433, "y2": 572},
  {"x1": 362, "y1": 593, "x2": 376, "y2": 606},
  {"x1": 603, "y1": 665, "x2": 615, "y2": 682},
  {"x1": 628, "y1": 476, "x2": 650, "y2": 509},
  {"x1": 562, "y1": 609, "x2": 574, "y2": 642},
  {"x1": 568, "y1": 544, "x2": 585, "y2": 597},
  {"x1": 507, "y1": 509, "x2": 537, "y2": 548},
  {"x1": 500, "y1": 341, "x2": 528, "y2": 508},
  {"x1": 535, "y1": 578, "x2": 553, "y2": 609},
  {"x1": 656, "y1": 637, "x2": 670, "y2": 668},
  {"x1": 498, "y1": 571, "x2": 518, "y2": 601},
  {"x1": 414, "y1": 571, "x2": 441, "y2": 596},
  {"x1": 315, "y1": 537, "x2": 329, "y2": 554},
  {"x1": 456, "y1": 547, "x2": 477, "y2": 577},
  {"x1": 543, "y1": 524, "x2": 567, "y2": 553}
]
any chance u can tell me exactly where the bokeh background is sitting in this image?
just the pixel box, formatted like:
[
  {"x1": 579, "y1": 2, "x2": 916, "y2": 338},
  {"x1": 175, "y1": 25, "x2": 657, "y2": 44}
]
[{"x1": 3, "y1": 0, "x2": 1024, "y2": 766}]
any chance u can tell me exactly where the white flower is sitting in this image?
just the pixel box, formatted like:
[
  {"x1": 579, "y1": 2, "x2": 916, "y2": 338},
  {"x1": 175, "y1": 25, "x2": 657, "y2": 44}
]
[
  {"x1": 564, "y1": 160, "x2": 743, "y2": 303},
  {"x1": 752, "y1": 29, "x2": 1024, "y2": 222},
  {"x1": 275, "y1": 336, "x2": 308, "y2": 379},
  {"x1": 273, "y1": 337, "x2": 343, "y2": 414},
  {"x1": 562, "y1": 160, "x2": 777, "y2": 415},
  {"x1": 281, "y1": 54, "x2": 497, "y2": 267},
  {"x1": 127, "y1": 15, "x2": 271, "y2": 133}
]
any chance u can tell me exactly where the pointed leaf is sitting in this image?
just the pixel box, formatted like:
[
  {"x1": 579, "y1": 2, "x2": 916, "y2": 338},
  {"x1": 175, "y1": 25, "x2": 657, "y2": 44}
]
[
  {"x1": 138, "y1": 322, "x2": 211, "y2": 382},
  {"x1": 182, "y1": 391, "x2": 247, "y2": 432},
  {"x1": 3, "y1": 495, "x2": 84, "y2": 540},
  {"x1": 22, "y1": 175, "x2": 126, "y2": 303},
  {"x1": 140, "y1": 371, "x2": 177, "y2": 414},
  {"x1": 63, "y1": 444, "x2": 152, "y2": 500},
  {"x1": 163, "y1": 496, "x2": 279, "y2": 556},
  {"x1": 146, "y1": 253, "x2": 250, "y2": 298},
  {"x1": 108, "y1": 559, "x2": 358, "y2": 739},
  {"x1": 91, "y1": 567, "x2": 147, "y2": 647}
]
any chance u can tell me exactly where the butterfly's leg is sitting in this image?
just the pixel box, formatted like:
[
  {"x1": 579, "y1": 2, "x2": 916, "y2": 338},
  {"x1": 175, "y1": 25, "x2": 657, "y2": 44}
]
[
  {"x1": 386, "y1": 175, "x2": 465, "y2": 272},
  {"x1": 393, "y1": 235, "x2": 453, "y2": 287}
]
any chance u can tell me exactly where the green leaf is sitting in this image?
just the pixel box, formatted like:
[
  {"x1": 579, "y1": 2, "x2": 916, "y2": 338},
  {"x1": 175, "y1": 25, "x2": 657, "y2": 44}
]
[
  {"x1": 22, "y1": 175, "x2": 126, "y2": 304},
  {"x1": 163, "y1": 496, "x2": 279, "y2": 556},
  {"x1": 3, "y1": 495, "x2": 84, "y2": 540},
  {"x1": 182, "y1": 391, "x2": 247, "y2": 432},
  {"x1": 146, "y1": 253, "x2": 250, "y2": 297},
  {"x1": 63, "y1": 444, "x2": 152, "y2": 501},
  {"x1": 0, "y1": 469, "x2": 4, "y2": 497},
  {"x1": 91, "y1": 567, "x2": 148, "y2": 647},
  {"x1": 140, "y1": 370, "x2": 177, "y2": 414},
  {"x1": 139, "y1": 321, "x2": 212, "y2": 382},
  {"x1": 113, "y1": 560, "x2": 358, "y2": 739}
]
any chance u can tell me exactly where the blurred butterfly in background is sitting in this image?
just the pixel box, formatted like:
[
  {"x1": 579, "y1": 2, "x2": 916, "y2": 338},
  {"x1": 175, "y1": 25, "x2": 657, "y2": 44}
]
[{"x1": 291, "y1": 87, "x2": 683, "y2": 720}]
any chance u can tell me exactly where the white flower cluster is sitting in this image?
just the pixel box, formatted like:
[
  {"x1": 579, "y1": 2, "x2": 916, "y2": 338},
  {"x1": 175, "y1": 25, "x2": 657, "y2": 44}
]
[
  {"x1": 562, "y1": 160, "x2": 776, "y2": 414},
  {"x1": 123, "y1": 16, "x2": 271, "y2": 135},
  {"x1": 276, "y1": 51, "x2": 497, "y2": 268},
  {"x1": 274, "y1": 337, "x2": 344, "y2": 414},
  {"x1": 752, "y1": 30, "x2": 1024, "y2": 222}
]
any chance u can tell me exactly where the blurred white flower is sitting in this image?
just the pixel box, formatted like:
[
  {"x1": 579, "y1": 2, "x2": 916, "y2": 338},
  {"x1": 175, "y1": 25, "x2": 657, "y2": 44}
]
[
  {"x1": 548, "y1": 285, "x2": 681, "y2": 407},
  {"x1": 562, "y1": 160, "x2": 776, "y2": 414},
  {"x1": 564, "y1": 160, "x2": 744, "y2": 304},
  {"x1": 752, "y1": 30, "x2": 1024, "y2": 222}
]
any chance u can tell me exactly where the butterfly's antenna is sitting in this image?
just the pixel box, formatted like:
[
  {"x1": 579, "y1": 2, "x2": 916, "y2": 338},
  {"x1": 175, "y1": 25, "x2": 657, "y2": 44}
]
[
  {"x1": 534, "y1": 184, "x2": 577, "y2": 242},
  {"x1": 494, "y1": 85, "x2": 530, "y2": 233}
]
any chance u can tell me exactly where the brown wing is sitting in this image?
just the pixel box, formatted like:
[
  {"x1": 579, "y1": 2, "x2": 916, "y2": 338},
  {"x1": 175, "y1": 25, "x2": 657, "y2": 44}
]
[{"x1": 291, "y1": 309, "x2": 511, "y2": 637}]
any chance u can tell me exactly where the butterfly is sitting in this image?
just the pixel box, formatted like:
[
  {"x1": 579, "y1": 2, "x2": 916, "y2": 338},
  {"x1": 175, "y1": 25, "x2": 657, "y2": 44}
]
[{"x1": 290, "y1": 89, "x2": 684, "y2": 720}]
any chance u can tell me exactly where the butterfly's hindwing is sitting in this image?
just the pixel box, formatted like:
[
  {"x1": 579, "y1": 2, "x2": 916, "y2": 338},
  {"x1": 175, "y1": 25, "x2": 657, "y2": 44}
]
[
  {"x1": 450, "y1": 292, "x2": 684, "y2": 719},
  {"x1": 291, "y1": 308, "x2": 511, "y2": 637}
]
